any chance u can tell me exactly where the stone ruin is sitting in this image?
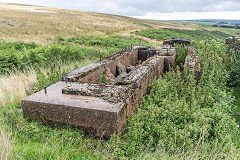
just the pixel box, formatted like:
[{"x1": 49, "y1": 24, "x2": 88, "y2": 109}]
[
  {"x1": 226, "y1": 34, "x2": 240, "y2": 50},
  {"x1": 21, "y1": 46, "x2": 176, "y2": 138},
  {"x1": 184, "y1": 46, "x2": 201, "y2": 82},
  {"x1": 163, "y1": 38, "x2": 192, "y2": 47}
]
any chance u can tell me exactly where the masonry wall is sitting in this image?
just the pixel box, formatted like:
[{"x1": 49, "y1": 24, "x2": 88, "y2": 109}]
[
  {"x1": 226, "y1": 35, "x2": 240, "y2": 50},
  {"x1": 22, "y1": 46, "x2": 177, "y2": 138},
  {"x1": 79, "y1": 49, "x2": 139, "y2": 83}
]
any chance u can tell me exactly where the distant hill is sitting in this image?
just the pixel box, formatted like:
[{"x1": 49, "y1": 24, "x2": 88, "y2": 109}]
[
  {"x1": 0, "y1": 3, "x2": 201, "y2": 44},
  {"x1": 192, "y1": 19, "x2": 240, "y2": 25},
  {"x1": 0, "y1": 3, "x2": 236, "y2": 44}
]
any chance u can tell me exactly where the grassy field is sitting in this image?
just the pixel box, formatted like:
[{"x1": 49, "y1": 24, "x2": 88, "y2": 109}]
[
  {"x1": 176, "y1": 20, "x2": 216, "y2": 26},
  {"x1": 133, "y1": 28, "x2": 231, "y2": 41},
  {"x1": 0, "y1": 2, "x2": 240, "y2": 160},
  {"x1": 1, "y1": 3, "x2": 239, "y2": 44}
]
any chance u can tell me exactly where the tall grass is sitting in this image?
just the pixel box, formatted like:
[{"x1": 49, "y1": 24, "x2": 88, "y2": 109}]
[
  {"x1": 0, "y1": 71, "x2": 36, "y2": 105},
  {"x1": 0, "y1": 40, "x2": 239, "y2": 159},
  {"x1": 0, "y1": 42, "x2": 103, "y2": 74},
  {"x1": 0, "y1": 3, "x2": 143, "y2": 42},
  {"x1": 0, "y1": 128, "x2": 11, "y2": 160}
]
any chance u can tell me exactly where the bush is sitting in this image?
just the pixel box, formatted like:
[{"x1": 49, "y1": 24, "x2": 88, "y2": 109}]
[
  {"x1": 228, "y1": 50, "x2": 240, "y2": 88},
  {"x1": 117, "y1": 40, "x2": 238, "y2": 157},
  {"x1": 175, "y1": 44, "x2": 188, "y2": 64}
]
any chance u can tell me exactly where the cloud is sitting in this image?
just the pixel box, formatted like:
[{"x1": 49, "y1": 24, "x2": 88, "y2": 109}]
[
  {"x1": 1, "y1": 0, "x2": 240, "y2": 19},
  {"x1": 133, "y1": 11, "x2": 240, "y2": 20}
]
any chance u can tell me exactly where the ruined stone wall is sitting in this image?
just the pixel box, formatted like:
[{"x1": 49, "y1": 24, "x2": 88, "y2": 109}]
[
  {"x1": 226, "y1": 35, "x2": 240, "y2": 50},
  {"x1": 159, "y1": 48, "x2": 176, "y2": 72},
  {"x1": 62, "y1": 47, "x2": 149, "y2": 84},
  {"x1": 22, "y1": 46, "x2": 177, "y2": 138}
]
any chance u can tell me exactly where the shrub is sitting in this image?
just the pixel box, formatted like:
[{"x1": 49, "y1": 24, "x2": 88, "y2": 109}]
[
  {"x1": 228, "y1": 50, "x2": 240, "y2": 88},
  {"x1": 175, "y1": 44, "x2": 188, "y2": 64},
  {"x1": 117, "y1": 40, "x2": 238, "y2": 157}
]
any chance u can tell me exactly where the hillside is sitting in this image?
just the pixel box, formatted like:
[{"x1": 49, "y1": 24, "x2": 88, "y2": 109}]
[{"x1": 0, "y1": 3, "x2": 233, "y2": 44}]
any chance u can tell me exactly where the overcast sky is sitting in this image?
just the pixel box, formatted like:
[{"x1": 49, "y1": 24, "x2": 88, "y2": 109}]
[{"x1": 1, "y1": 0, "x2": 240, "y2": 20}]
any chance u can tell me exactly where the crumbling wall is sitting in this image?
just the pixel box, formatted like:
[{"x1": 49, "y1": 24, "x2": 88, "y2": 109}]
[
  {"x1": 22, "y1": 46, "x2": 177, "y2": 138},
  {"x1": 62, "y1": 47, "x2": 151, "y2": 84},
  {"x1": 226, "y1": 35, "x2": 240, "y2": 50},
  {"x1": 159, "y1": 48, "x2": 176, "y2": 72}
]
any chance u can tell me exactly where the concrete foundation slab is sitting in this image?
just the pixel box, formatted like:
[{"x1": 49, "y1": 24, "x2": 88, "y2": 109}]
[{"x1": 22, "y1": 46, "x2": 176, "y2": 138}]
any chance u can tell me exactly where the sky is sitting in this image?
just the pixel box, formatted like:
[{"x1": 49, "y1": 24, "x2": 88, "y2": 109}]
[{"x1": 1, "y1": 0, "x2": 240, "y2": 20}]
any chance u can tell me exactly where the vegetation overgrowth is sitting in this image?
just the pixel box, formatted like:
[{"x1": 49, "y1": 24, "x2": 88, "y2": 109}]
[
  {"x1": 0, "y1": 42, "x2": 100, "y2": 74},
  {"x1": 0, "y1": 3, "x2": 240, "y2": 159},
  {"x1": 67, "y1": 36, "x2": 152, "y2": 54},
  {"x1": 0, "y1": 38, "x2": 239, "y2": 159},
  {"x1": 228, "y1": 49, "x2": 240, "y2": 88},
  {"x1": 0, "y1": 36, "x2": 153, "y2": 74},
  {"x1": 67, "y1": 36, "x2": 151, "y2": 49},
  {"x1": 175, "y1": 44, "x2": 189, "y2": 64},
  {"x1": 134, "y1": 28, "x2": 231, "y2": 41},
  {"x1": 118, "y1": 40, "x2": 239, "y2": 158}
]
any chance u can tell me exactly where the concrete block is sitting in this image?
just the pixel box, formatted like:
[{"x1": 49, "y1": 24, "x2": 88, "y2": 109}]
[{"x1": 21, "y1": 46, "x2": 176, "y2": 138}]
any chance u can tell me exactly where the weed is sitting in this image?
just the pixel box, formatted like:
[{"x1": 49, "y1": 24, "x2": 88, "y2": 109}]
[{"x1": 98, "y1": 74, "x2": 107, "y2": 84}]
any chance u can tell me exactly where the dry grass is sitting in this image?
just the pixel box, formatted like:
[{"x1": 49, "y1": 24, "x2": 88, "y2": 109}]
[
  {"x1": 0, "y1": 71, "x2": 37, "y2": 105},
  {"x1": 0, "y1": 3, "x2": 214, "y2": 45},
  {"x1": 0, "y1": 3, "x2": 144, "y2": 43},
  {"x1": 0, "y1": 59, "x2": 95, "y2": 106},
  {"x1": 0, "y1": 3, "x2": 233, "y2": 45}
]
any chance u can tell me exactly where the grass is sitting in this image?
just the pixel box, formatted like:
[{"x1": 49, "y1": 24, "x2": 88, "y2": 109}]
[
  {"x1": 66, "y1": 35, "x2": 153, "y2": 55},
  {"x1": 0, "y1": 3, "x2": 144, "y2": 43},
  {"x1": 1, "y1": 3, "x2": 237, "y2": 45},
  {"x1": 0, "y1": 36, "x2": 153, "y2": 74},
  {"x1": 0, "y1": 42, "x2": 104, "y2": 74},
  {"x1": 138, "y1": 22, "x2": 154, "y2": 28},
  {"x1": 133, "y1": 28, "x2": 231, "y2": 41},
  {"x1": 177, "y1": 20, "x2": 217, "y2": 26},
  {"x1": 0, "y1": 3, "x2": 240, "y2": 159},
  {"x1": 0, "y1": 70, "x2": 36, "y2": 105},
  {"x1": 0, "y1": 40, "x2": 239, "y2": 159},
  {"x1": 233, "y1": 88, "x2": 240, "y2": 125},
  {"x1": 0, "y1": 128, "x2": 11, "y2": 160},
  {"x1": 0, "y1": 59, "x2": 94, "y2": 106}
]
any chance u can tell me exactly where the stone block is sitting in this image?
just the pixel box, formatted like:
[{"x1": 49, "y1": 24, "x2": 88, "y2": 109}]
[
  {"x1": 21, "y1": 46, "x2": 176, "y2": 138},
  {"x1": 22, "y1": 81, "x2": 126, "y2": 138}
]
